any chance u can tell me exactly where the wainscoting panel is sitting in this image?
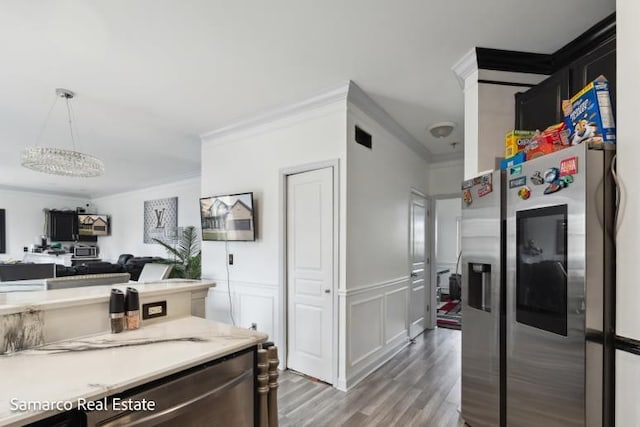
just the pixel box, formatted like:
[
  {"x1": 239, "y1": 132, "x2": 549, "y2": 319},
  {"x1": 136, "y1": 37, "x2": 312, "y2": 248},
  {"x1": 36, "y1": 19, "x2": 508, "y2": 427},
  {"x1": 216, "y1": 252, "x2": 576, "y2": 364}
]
[
  {"x1": 207, "y1": 277, "x2": 411, "y2": 391},
  {"x1": 343, "y1": 277, "x2": 411, "y2": 389},
  {"x1": 410, "y1": 284, "x2": 425, "y2": 333},
  {"x1": 349, "y1": 295, "x2": 384, "y2": 366},
  {"x1": 206, "y1": 280, "x2": 280, "y2": 348},
  {"x1": 238, "y1": 293, "x2": 276, "y2": 341},
  {"x1": 385, "y1": 286, "x2": 409, "y2": 344}
]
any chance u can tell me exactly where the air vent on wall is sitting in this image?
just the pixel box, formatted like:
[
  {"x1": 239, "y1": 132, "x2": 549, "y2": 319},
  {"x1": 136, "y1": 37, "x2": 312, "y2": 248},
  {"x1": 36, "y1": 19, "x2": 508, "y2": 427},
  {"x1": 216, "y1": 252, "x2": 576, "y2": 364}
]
[{"x1": 355, "y1": 126, "x2": 372, "y2": 149}]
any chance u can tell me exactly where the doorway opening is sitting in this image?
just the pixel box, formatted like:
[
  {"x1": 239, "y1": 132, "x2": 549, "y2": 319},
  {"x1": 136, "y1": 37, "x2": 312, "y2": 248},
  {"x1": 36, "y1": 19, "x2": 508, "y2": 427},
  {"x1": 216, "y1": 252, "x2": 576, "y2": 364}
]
[{"x1": 434, "y1": 197, "x2": 462, "y2": 329}]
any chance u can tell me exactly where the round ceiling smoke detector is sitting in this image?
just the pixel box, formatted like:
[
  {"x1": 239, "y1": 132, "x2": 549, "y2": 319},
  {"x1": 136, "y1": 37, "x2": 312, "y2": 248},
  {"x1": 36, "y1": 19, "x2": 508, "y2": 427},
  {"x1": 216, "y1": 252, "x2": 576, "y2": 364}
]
[{"x1": 428, "y1": 121, "x2": 456, "y2": 138}]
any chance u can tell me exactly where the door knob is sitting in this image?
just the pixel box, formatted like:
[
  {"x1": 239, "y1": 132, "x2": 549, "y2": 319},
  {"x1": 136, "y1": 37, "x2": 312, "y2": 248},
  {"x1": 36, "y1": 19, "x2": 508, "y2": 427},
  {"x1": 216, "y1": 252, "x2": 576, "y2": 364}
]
[{"x1": 324, "y1": 289, "x2": 331, "y2": 294}]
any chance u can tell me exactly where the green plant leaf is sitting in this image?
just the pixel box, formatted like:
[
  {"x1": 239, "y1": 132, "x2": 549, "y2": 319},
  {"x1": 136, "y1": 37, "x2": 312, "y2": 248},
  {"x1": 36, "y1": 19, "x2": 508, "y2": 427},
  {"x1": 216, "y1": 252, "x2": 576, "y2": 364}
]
[
  {"x1": 153, "y1": 226, "x2": 201, "y2": 280},
  {"x1": 152, "y1": 237, "x2": 184, "y2": 262},
  {"x1": 185, "y1": 251, "x2": 202, "y2": 279}
]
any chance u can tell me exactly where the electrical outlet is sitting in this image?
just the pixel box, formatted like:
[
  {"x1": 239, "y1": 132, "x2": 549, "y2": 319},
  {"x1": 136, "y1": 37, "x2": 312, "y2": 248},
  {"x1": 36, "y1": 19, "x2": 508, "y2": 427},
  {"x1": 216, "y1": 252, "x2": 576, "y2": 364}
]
[
  {"x1": 228, "y1": 253, "x2": 234, "y2": 265},
  {"x1": 142, "y1": 301, "x2": 167, "y2": 319}
]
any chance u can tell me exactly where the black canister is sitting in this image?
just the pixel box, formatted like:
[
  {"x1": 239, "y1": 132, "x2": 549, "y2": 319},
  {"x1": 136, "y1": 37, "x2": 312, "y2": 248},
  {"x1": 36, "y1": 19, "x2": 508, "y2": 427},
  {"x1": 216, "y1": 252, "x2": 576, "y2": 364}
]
[
  {"x1": 125, "y1": 287, "x2": 140, "y2": 330},
  {"x1": 110, "y1": 289, "x2": 125, "y2": 333}
]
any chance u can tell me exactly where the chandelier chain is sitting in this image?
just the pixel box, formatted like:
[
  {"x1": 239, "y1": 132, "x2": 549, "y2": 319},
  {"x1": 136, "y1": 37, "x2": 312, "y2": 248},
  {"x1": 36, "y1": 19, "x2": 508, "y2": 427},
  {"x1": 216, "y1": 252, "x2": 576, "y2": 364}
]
[
  {"x1": 68, "y1": 98, "x2": 80, "y2": 151},
  {"x1": 33, "y1": 96, "x2": 59, "y2": 147},
  {"x1": 64, "y1": 96, "x2": 76, "y2": 151}
]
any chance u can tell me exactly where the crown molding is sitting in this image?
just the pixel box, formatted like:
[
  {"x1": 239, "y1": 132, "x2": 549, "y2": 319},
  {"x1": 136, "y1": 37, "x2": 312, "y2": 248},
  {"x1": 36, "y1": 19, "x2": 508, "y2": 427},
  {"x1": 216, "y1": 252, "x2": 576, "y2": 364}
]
[
  {"x1": 200, "y1": 80, "x2": 431, "y2": 163},
  {"x1": 475, "y1": 47, "x2": 552, "y2": 75},
  {"x1": 200, "y1": 82, "x2": 350, "y2": 145},
  {"x1": 346, "y1": 81, "x2": 431, "y2": 162},
  {"x1": 452, "y1": 12, "x2": 615, "y2": 90},
  {"x1": 451, "y1": 49, "x2": 478, "y2": 89},
  {"x1": 553, "y1": 12, "x2": 615, "y2": 70},
  {"x1": 470, "y1": 13, "x2": 615, "y2": 78}
]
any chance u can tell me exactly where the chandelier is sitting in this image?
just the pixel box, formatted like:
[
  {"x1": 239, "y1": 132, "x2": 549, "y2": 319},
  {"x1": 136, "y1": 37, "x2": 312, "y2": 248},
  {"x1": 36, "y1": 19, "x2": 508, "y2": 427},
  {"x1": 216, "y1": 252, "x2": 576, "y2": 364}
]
[{"x1": 21, "y1": 88, "x2": 105, "y2": 177}]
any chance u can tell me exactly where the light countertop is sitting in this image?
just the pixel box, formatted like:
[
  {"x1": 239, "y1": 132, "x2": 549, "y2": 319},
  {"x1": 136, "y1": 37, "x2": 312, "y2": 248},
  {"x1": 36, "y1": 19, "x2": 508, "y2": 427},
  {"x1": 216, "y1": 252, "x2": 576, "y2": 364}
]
[
  {"x1": 0, "y1": 283, "x2": 45, "y2": 293},
  {"x1": 0, "y1": 316, "x2": 267, "y2": 427},
  {"x1": 0, "y1": 280, "x2": 215, "y2": 316}
]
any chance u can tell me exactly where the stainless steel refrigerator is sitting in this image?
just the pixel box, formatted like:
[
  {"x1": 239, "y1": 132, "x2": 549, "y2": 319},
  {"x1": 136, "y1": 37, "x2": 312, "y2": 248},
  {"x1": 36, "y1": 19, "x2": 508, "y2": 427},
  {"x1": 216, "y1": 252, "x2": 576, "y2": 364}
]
[
  {"x1": 461, "y1": 169, "x2": 504, "y2": 427},
  {"x1": 461, "y1": 143, "x2": 615, "y2": 427}
]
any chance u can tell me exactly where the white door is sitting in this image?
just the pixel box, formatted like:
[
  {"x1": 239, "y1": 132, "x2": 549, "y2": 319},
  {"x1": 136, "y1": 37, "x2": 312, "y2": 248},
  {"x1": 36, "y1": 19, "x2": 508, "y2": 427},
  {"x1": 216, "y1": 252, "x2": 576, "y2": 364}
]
[
  {"x1": 286, "y1": 167, "x2": 334, "y2": 382},
  {"x1": 409, "y1": 192, "x2": 428, "y2": 338}
]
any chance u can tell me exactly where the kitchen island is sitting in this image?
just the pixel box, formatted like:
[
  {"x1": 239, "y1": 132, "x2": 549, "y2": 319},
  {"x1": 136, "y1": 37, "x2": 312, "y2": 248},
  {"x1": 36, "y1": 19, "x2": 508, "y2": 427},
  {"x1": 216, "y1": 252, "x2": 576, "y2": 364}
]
[
  {"x1": 0, "y1": 316, "x2": 267, "y2": 426},
  {"x1": 0, "y1": 280, "x2": 213, "y2": 353}
]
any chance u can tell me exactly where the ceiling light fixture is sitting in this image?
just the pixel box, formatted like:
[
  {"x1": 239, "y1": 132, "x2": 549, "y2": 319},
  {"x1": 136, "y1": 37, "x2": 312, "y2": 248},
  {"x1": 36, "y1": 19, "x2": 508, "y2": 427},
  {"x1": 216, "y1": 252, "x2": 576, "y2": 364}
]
[
  {"x1": 21, "y1": 88, "x2": 105, "y2": 177},
  {"x1": 428, "y1": 121, "x2": 456, "y2": 139}
]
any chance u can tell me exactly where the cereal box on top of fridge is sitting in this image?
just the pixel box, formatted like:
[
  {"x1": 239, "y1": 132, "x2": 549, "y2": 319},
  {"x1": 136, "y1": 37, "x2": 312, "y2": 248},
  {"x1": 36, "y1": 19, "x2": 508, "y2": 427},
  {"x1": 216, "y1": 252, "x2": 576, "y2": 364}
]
[
  {"x1": 525, "y1": 123, "x2": 570, "y2": 160},
  {"x1": 561, "y1": 75, "x2": 616, "y2": 146},
  {"x1": 505, "y1": 130, "x2": 536, "y2": 158}
]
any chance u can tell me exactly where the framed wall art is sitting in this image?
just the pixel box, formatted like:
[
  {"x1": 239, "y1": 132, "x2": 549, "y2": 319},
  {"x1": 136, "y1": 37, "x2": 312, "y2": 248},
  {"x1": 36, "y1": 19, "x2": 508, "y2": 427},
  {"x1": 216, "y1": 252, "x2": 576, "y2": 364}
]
[{"x1": 143, "y1": 197, "x2": 178, "y2": 244}]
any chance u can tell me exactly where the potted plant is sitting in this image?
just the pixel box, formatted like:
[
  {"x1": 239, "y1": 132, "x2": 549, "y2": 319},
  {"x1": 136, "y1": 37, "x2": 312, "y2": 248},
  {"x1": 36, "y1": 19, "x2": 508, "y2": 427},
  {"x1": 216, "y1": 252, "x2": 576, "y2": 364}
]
[{"x1": 153, "y1": 226, "x2": 201, "y2": 279}]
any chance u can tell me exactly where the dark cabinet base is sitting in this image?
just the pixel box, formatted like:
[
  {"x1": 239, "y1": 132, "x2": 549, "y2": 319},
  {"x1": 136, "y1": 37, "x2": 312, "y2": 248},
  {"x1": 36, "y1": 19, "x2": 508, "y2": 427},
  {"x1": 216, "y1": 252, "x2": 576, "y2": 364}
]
[{"x1": 25, "y1": 348, "x2": 257, "y2": 427}]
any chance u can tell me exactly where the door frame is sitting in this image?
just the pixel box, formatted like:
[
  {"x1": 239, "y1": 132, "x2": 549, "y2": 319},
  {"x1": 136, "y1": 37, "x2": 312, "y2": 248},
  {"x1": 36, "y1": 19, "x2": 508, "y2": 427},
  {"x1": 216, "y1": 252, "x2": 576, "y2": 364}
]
[
  {"x1": 278, "y1": 159, "x2": 340, "y2": 385},
  {"x1": 429, "y1": 193, "x2": 462, "y2": 329},
  {"x1": 409, "y1": 188, "x2": 432, "y2": 332}
]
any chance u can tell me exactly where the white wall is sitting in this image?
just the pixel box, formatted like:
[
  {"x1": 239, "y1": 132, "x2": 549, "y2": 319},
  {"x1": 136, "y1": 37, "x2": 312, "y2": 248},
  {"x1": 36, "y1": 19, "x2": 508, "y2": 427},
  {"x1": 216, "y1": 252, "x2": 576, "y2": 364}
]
[
  {"x1": 455, "y1": 59, "x2": 547, "y2": 179},
  {"x1": 435, "y1": 197, "x2": 461, "y2": 292},
  {"x1": 91, "y1": 177, "x2": 201, "y2": 262},
  {"x1": 429, "y1": 159, "x2": 464, "y2": 196},
  {"x1": 344, "y1": 101, "x2": 430, "y2": 388},
  {"x1": 463, "y1": 69, "x2": 480, "y2": 180},
  {"x1": 476, "y1": 70, "x2": 545, "y2": 174},
  {"x1": 200, "y1": 99, "x2": 348, "y2": 356},
  {"x1": 0, "y1": 188, "x2": 89, "y2": 262},
  {"x1": 346, "y1": 104, "x2": 429, "y2": 288},
  {"x1": 615, "y1": 0, "x2": 640, "y2": 425},
  {"x1": 435, "y1": 198, "x2": 461, "y2": 264},
  {"x1": 616, "y1": 0, "x2": 640, "y2": 346}
]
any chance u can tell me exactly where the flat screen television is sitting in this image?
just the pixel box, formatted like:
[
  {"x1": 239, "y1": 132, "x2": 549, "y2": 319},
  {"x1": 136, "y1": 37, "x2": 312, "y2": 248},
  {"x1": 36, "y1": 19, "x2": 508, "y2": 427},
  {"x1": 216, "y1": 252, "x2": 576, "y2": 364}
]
[
  {"x1": 200, "y1": 192, "x2": 255, "y2": 241},
  {"x1": 77, "y1": 214, "x2": 110, "y2": 237}
]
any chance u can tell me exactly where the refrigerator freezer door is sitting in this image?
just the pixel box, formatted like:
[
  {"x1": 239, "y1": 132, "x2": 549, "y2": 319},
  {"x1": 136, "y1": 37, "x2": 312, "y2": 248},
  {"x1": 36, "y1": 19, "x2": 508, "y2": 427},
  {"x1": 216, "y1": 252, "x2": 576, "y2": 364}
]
[
  {"x1": 506, "y1": 144, "x2": 590, "y2": 427},
  {"x1": 461, "y1": 170, "x2": 502, "y2": 427}
]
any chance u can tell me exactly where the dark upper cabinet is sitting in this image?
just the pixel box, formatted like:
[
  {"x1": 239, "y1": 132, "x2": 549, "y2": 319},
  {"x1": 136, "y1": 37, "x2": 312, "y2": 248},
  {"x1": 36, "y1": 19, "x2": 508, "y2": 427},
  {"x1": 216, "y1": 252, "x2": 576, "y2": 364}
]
[
  {"x1": 48, "y1": 211, "x2": 78, "y2": 242},
  {"x1": 570, "y1": 38, "x2": 616, "y2": 117},
  {"x1": 515, "y1": 68, "x2": 570, "y2": 130},
  {"x1": 515, "y1": 37, "x2": 616, "y2": 132}
]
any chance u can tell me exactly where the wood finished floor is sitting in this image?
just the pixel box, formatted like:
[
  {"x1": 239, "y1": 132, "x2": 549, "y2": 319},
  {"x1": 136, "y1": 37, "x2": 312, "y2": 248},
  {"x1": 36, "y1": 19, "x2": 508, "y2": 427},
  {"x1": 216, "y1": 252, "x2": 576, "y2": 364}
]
[{"x1": 278, "y1": 327, "x2": 463, "y2": 427}]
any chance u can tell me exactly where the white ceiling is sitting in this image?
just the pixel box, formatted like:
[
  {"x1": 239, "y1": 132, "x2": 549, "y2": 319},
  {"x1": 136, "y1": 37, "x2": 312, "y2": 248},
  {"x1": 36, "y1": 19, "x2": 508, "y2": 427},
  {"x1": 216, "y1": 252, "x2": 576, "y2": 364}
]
[{"x1": 0, "y1": 0, "x2": 615, "y2": 197}]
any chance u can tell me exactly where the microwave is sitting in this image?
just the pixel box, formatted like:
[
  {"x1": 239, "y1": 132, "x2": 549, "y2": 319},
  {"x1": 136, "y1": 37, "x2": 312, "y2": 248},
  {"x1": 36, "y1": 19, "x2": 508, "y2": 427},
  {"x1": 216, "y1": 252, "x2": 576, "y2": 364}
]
[{"x1": 73, "y1": 246, "x2": 98, "y2": 258}]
